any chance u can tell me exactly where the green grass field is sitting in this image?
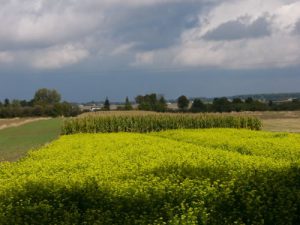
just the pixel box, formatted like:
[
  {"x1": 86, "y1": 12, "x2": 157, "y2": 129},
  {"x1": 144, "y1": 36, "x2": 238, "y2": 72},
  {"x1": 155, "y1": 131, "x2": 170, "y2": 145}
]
[
  {"x1": 0, "y1": 129, "x2": 299, "y2": 224},
  {"x1": 0, "y1": 118, "x2": 62, "y2": 162}
]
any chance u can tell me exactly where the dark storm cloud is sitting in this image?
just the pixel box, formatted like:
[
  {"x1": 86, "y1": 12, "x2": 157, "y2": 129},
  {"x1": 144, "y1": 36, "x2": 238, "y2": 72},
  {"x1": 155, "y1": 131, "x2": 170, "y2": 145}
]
[
  {"x1": 104, "y1": 2, "x2": 204, "y2": 51},
  {"x1": 294, "y1": 19, "x2": 300, "y2": 34},
  {"x1": 203, "y1": 17, "x2": 271, "y2": 41},
  {"x1": 1, "y1": 0, "x2": 300, "y2": 102}
]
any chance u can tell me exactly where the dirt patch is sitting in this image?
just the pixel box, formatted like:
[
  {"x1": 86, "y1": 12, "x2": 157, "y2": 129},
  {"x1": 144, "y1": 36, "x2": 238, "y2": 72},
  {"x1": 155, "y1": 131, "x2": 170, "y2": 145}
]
[
  {"x1": 0, "y1": 118, "x2": 50, "y2": 130},
  {"x1": 233, "y1": 111, "x2": 300, "y2": 119},
  {"x1": 262, "y1": 118, "x2": 300, "y2": 133}
]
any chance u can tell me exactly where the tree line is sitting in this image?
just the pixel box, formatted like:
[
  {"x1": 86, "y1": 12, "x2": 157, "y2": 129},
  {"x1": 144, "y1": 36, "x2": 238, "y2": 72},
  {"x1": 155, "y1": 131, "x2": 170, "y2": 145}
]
[
  {"x1": 0, "y1": 89, "x2": 80, "y2": 118},
  {"x1": 2, "y1": 90, "x2": 300, "y2": 118},
  {"x1": 91, "y1": 93, "x2": 300, "y2": 113},
  {"x1": 125, "y1": 94, "x2": 300, "y2": 113}
]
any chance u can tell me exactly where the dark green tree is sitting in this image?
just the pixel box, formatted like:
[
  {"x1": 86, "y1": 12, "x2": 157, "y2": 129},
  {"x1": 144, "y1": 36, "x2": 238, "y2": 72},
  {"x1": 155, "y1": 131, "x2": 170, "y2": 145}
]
[
  {"x1": 103, "y1": 97, "x2": 110, "y2": 111},
  {"x1": 177, "y1": 95, "x2": 189, "y2": 111},
  {"x1": 232, "y1": 98, "x2": 244, "y2": 112},
  {"x1": 33, "y1": 88, "x2": 61, "y2": 106},
  {"x1": 190, "y1": 98, "x2": 206, "y2": 112},
  {"x1": 245, "y1": 97, "x2": 254, "y2": 104},
  {"x1": 124, "y1": 97, "x2": 133, "y2": 110},
  {"x1": 268, "y1": 100, "x2": 273, "y2": 107},
  {"x1": 157, "y1": 96, "x2": 167, "y2": 112},
  {"x1": 212, "y1": 97, "x2": 231, "y2": 112},
  {"x1": 136, "y1": 94, "x2": 167, "y2": 112},
  {"x1": 232, "y1": 98, "x2": 243, "y2": 104},
  {"x1": 4, "y1": 98, "x2": 10, "y2": 107}
]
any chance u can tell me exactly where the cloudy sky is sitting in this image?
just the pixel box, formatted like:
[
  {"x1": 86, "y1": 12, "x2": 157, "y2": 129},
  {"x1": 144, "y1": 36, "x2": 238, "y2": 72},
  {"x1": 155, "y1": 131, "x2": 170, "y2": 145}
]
[{"x1": 0, "y1": 0, "x2": 300, "y2": 102}]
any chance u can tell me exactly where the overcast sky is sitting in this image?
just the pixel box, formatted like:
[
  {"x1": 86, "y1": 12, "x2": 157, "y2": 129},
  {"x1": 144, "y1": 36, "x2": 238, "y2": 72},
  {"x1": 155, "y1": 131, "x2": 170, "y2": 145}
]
[{"x1": 0, "y1": 0, "x2": 300, "y2": 102}]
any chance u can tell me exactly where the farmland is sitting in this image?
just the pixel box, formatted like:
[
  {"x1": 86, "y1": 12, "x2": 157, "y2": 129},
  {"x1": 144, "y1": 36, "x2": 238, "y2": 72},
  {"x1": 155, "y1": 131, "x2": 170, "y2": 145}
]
[
  {"x1": 0, "y1": 129, "x2": 299, "y2": 224},
  {"x1": 0, "y1": 117, "x2": 49, "y2": 130},
  {"x1": 0, "y1": 118, "x2": 62, "y2": 161},
  {"x1": 250, "y1": 111, "x2": 300, "y2": 132},
  {"x1": 0, "y1": 112, "x2": 299, "y2": 224},
  {"x1": 63, "y1": 113, "x2": 261, "y2": 134},
  {"x1": 80, "y1": 110, "x2": 300, "y2": 133}
]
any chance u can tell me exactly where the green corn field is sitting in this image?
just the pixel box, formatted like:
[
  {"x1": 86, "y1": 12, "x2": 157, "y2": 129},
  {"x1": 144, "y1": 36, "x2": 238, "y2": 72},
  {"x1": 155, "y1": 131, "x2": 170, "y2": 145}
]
[{"x1": 62, "y1": 113, "x2": 262, "y2": 134}]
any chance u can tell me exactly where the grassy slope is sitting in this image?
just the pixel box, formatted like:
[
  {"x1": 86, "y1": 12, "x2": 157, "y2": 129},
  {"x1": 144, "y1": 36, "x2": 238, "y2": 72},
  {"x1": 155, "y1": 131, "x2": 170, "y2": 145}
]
[{"x1": 0, "y1": 118, "x2": 62, "y2": 162}]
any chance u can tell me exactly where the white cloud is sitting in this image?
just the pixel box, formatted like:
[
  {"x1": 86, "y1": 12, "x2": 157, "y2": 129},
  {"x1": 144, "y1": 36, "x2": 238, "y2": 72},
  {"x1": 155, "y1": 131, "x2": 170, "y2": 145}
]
[
  {"x1": 136, "y1": 0, "x2": 300, "y2": 69},
  {"x1": 31, "y1": 44, "x2": 89, "y2": 69},
  {"x1": 174, "y1": 35, "x2": 300, "y2": 69},
  {"x1": 0, "y1": 52, "x2": 14, "y2": 63},
  {"x1": 0, "y1": 0, "x2": 300, "y2": 70},
  {"x1": 132, "y1": 52, "x2": 155, "y2": 66},
  {"x1": 0, "y1": 1, "x2": 104, "y2": 47},
  {"x1": 110, "y1": 43, "x2": 137, "y2": 56}
]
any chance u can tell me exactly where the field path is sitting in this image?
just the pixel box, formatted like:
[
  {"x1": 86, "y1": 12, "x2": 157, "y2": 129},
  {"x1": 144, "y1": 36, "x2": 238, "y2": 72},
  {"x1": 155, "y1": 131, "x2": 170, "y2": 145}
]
[
  {"x1": 0, "y1": 118, "x2": 62, "y2": 162},
  {"x1": 0, "y1": 118, "x2": 50, "y2": 130}
]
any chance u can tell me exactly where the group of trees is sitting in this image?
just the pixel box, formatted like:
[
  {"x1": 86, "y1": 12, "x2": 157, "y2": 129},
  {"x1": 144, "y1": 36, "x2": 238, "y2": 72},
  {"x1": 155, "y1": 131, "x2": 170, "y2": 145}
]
[
  {"x1": 176, "y1": 96, "x2": 300, "y2": 113},
  {"x1": 135, "y1": 94, "x2": 167, "y2": 112},
  {"x1": 0, "y1": 89, "x2": 80, "y2": 118},
  {"x1": 176, "y1": 95, "x2": 207, "y2": 112},
  {"x1": 5, "y1": 89, "x2": 297, "y2": 118},
  {"x1": 130, "y1": 94, "x2": 300, "y2": 113},
  {"x1": 97, "y1": 97, "x2": 133, "y2": 111}
]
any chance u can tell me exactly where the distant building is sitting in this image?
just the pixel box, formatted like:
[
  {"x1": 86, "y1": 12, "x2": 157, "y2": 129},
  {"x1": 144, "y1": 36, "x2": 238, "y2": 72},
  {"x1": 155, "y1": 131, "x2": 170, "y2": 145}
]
[
  {"x1": 273, "y1": 98, "x2": 295, "y2": 104},
  {"x1": 79, "y1": 104, "x2": 102, "y2": 112}
]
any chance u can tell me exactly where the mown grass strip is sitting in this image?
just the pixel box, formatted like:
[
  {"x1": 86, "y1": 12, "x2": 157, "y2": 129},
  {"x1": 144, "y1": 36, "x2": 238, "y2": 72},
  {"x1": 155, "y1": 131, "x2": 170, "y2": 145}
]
[{"x1": 0, "y1": 118, "x2": 63, "y2": 161}]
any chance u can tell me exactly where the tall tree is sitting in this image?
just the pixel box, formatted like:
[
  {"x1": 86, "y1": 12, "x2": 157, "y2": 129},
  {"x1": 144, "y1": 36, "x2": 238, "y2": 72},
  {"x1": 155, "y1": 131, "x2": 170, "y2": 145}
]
[
  {"x1": 190, "y1": 98, "x2": 206, "y2": 112},
  {"x1": 245, "y1": 97, "x2": 254, "y2": 104},
  {"x1": 157, "y1": 96, "x2": 167, "y2": 112},
  {"x1": 177, "y1": 95, "x2": 189, "y2": 111},
  {"x1": 4, "y1": 99, "x2": 10, "y2": 107},
  {"x1": 135, "y1": 93, "x2": 167, "y2": 112},
  {"x1": 103, "y1": 97, "x2": 110, "y2": 110},
  {"x1": 232, "y1": 98, "x2": 243, "y2": 104},
  {"x1": 33, "y1": 88, "x2": 61, "y2": 106},
  {"x1": 124, "y1": 97, "x2": 133, "y2": 110},
  {"x1": 212, "y1": 97, "x2": 231, "y2": 112}
]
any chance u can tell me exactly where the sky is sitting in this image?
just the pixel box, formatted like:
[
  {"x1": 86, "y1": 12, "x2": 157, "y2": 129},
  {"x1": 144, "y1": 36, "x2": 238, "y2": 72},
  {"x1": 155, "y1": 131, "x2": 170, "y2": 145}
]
[{"x1": 0, "y1": 0, "x2": 299, "y2": 102}]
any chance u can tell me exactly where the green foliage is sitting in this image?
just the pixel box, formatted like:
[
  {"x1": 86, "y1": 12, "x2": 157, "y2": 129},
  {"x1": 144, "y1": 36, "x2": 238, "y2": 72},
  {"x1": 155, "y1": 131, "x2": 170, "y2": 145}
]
[
  {"x1": 4, "y1": 99, "x2": 9, "y2": 107},
  {"x1": 124, "y1": 97, "x2": 133, "y2": 110},
  {"x1": 103, "y1": 97, "x2": 110, "y2": 111},
  {"x1": 61, "y1": 114, "x2": 262, "y2": 134},
  {"x1": 0, "y1": 129, "x2": 299, "y2": 224},
  {"x1": 212, "y1": 97, "x2": 231, "y2": 112},
  {"x1": 0, "y1": 89, "x2": 80, "y2": 118},
  {"x1": 136, "y1": 94, "x2": 167, "y2": 112},
  {"x1": 177, "y1": 95, "x2": 189, "y2": 110},
  {"x1": 0, "y1": 103, "x2": 80, "y2": 118},
  {"x1": 33, "y1": 88, "x2": 61, "y2": 106},
  {"x1": 191, "y1": 99, "x2": 206, "y2": 112}
]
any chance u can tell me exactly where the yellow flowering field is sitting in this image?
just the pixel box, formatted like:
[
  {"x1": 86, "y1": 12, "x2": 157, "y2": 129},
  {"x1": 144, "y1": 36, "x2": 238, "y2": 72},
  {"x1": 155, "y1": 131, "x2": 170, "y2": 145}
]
[{"x1": 0, "y1": 129, "x2": 299, "y2": 224}]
